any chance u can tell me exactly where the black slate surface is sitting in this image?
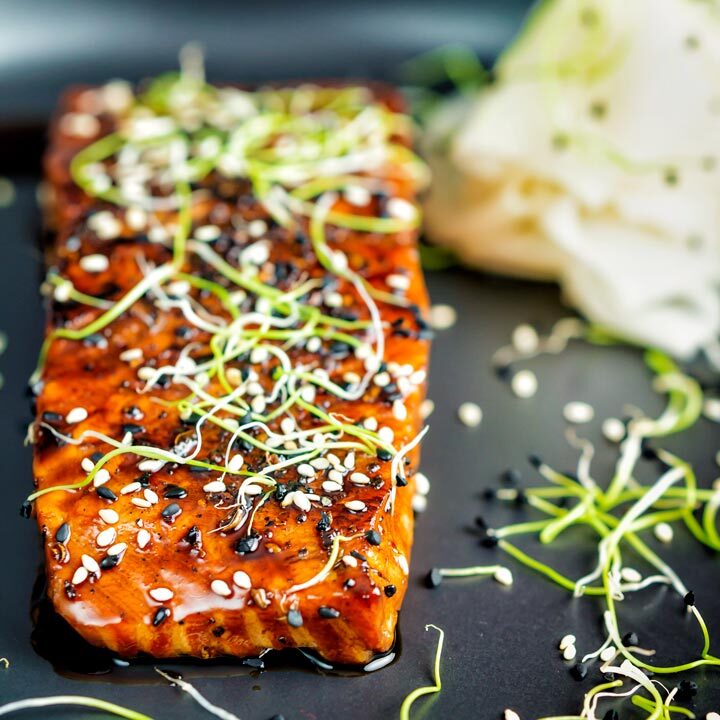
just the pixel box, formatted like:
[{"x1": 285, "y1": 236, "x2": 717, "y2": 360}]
[{"x1": 0, "y1": 2, "x2": 719, "y2": 718}]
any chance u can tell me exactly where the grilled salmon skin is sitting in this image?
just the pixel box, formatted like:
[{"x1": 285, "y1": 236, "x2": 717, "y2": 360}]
[{"x1": 30, "y1": 72, "x2": 431, "y2": 665}]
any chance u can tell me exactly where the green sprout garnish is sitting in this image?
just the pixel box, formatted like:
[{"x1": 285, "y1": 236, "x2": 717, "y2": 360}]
[
  {"x1": 0, "y1": 695, "x2": 153, "y2": 719},
  {"x1": 399, "y1": 624, "x2": 444, "y2": 720}
]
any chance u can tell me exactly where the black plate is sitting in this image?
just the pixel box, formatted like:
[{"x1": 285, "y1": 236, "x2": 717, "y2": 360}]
[{"x1": 1, "y1": 2, "x2": 719, "y2": 718}]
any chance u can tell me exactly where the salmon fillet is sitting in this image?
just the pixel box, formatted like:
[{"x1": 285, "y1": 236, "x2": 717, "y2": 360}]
[{"x1": 29, "y1": 75, "x2": 430, "y2": 666}]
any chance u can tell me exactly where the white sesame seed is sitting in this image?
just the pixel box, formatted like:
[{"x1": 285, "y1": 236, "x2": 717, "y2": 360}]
[
  {"x1": 563, "y1": 401, "x2": 595, "y2": 424},
  {"x1": 386, "y1": 197, "x2": 417, "y2": 222},
  {"x1": 306, "y1": 337, "x2": 322, "y2": 353},
  {"x1": 414, "y1": 472, "x2": 430, "y2": 496},
  {"x1": 293, "y1": 492, "x2": 312, "y2": 512},
  {"x1": 233, "y1": 571, "x2": 252, "y2": 590},
  {"x1": 247, "y1": 219, "x2": 268, "y2": 238},
  {"x1": 143, "y1": 489, "x2": 159, "y2": 504},
  {"x1": 81, "y1": 554, "x2": 100, "y2": 574},
  {"x1": 386, "y1": 273, "x2": 410, "y2": 292},
  {"x1": 79, "y1": 254, "x2": 109, "y2": 273},
  {"x1": 166, "y1": 280, "x2": 191, "y2": 297},
  {"x1": 280, "y1": 417, "x2": 295, "y2": 435},
  {"x1": 297, "y1": 463, "x2": 316, "y2": 478},
  {"x1": 704, "y1": 398, "x2": 720, "y2": 423},
  {"x1": 65, "y1": 406, "x2": 88, "y2": 424},
  {"x1": 227, "y1": 454, "x2": 244, "y2": 473},
  {"x1": 562, "y1": 644, "x2": 577, "y2": 661},
  {"x1": 137, "y1": 529, "x2": 151, "y2": 549},
  {"x1": 410, "y1": 369, "x2": 427, "y2": 385},
  {"x1": 350, "y1": 472, "x2": 370, "y2": 485},
  {"x1": 412, "y1": 494, "x2": 428, "y2": 513},
  {"x1": 251, "y1": 395, "x2": 266, "y2": 413},
  {"x1": 511, "y1": 370, "x2": 538, "y2": 399},
  {"x1": 72, "y1": 567, "x2": 89, "y2": 585},
  {"x1": 126, "y1": 206, "x2": 147, "y2": 231},
  {"x1": 137, "y1": 367, "x2": 155, "y2": 381},
  {"x1": 342, "y1": 554, "x2": 358, "y2": 568},
  {"x1": 345, "y1": 500, "x2": 367, "y2": 512},
  {"x1": 343, "y1": 452, "x2": 356, "y2": 470},
  {"x1": 493, "y1": 567, "x2": 514, "y2": 586},
  {"x1": 558, "y1": 634, "x2": 576, "y2": 651},
  {"x1": 119, "y1": 347, "x2": 143, "y2": 362},
  {"x1": 420, "y1": 398, "x2": 435, "y2": 419},
  {"x1": 504, "y1": 709, "x2": 521, "y2": 720},
  {"x1": 107, "y1": 542, "x2": 127, "y2": 556},
  {"x1": 194, "y1": 224, "x2": 222, "y2": 242},
  {"x1": 620, "y1": 567, "x2": 642, "y2": 583},
  {"x1": 211, "y1": 579, "x2": 232, "y2": 597},
  {"x1": 458, "y1": 402, "x2": 482, "y2": 428},
  {"x1": 93, "y1": 469, "x2": 111, "y2": 487},
  {"x1": 328, "y1": 468, "x2": 344, "y2": 483},
  {"x1": 121, "y1": 481, "x2": 141, "y2": 495},
  {"x1": 60, "y1": 112, "x2": 100, "y2": 138},
  {"x1": 89, "y1": 210, "x2": 122, "y2": 240},
  {"x1": 138, "y1": 459, "x2": 165, "y2": 473},
  {"x1": 250, "y1": 347, "x2": 269, "y2": 364},
  {"x1": 324, "y1": 291, "x2": 343, "y2": 308},
  {"x1": 98, "y1": 508, "x2": 119, "y2": 525},
  {"x1": 397, "y1": 554, "x2": 409, "y2": 574},
  {"x1": 344, "y1": 185, "x2": 371, "y2": 206},
  {"x1": 706, "y1": 712, "x2": 720, "y2": 720},
  {"x1": 429, "y1": 304, "x2": 457, "y2": 330},
  {"x1": 322, "y1": 480, "x2": 343, "y2": 493},
  {"x1": 81, "y1": 457, "x2": 95, "y2": 473},
  {"x1": 378, "y1": 426, "x2": 394, "y2": 444},
  {"x1": 131, "y1": 498, "x2": 152, "y2": 509},
  {"x1": 363, "y1": 417, "x2": 378, "y2": 432},
  {"x1": 392, "y1": 400, "x2": 408, "y2": 421},
  {"x1": 310, "y1": 457, "x2": 330, "y2": 470},
  {"x1": 203, "y1": 480, "x2": 226, "y2": 493},
  {"x1": 373, "y1": 372, "x2": 391, "y2": 387},
  {"x1": 241, "y1": 240, "x2": 270, "y2": 265},
  {"x1": 149, "y1": 587, "x2": 174, "y2": 602},
  {"x1": 511, "y1": 324, "x2": 539, "y2": 355},
  {"x1": 654, "y1": 522, "x2": 674, "y2": 544},
  {"x1": 243, "y1": 484, "x2": 263, "y2": 496},
  {"x1": 602, "y1": 417, "x2": 626, "y2": 443}
]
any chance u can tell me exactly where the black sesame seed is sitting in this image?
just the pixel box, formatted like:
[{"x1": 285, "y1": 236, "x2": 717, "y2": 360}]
[
  {"x1": 602, "y1": 672, "x2": 615, "y2": 682},
  {"x1": 676, "y1": 680, "x2": 698, "y2": 701},
  {"x1": 184, "y1": 525, "x2": 201, "y2": 546},
  {"x1": 287, "y1": 608, "x2": 303, "y2": 627},
  {"x1": 425, "y1": 568, "x2": 443, "y2": 588},
  {"x1": 622, "y1": 631, "x2": 639, "y2": 646},
  {"x1": 163, "y1": 485, "x2": 188, "y2": 500},
  {"x1": 153, "y1": 607, "x2": 171, "y2": 626},
  {"x1": 316, "y1": 511, "x2": 332, "y2": 532},
  {"x1": 395, "y1": 474, "x2": 408, "y2": 487},
  {"x1": 318, "y1": 606, "x2": 340, "y2": 619},
  {"x1": 235, "y1": 533, "x2": 261, "y2": 555},
  {"x1": 515, "y1": 490, "x2": 528, "y2": 506},
  {"x1": 55, "y1": 522, "x2": 70, "y2": 544},
  {"x1": 528, "y1": 454, "x2": 542, "y2": 469},
  {"x1": 161, "y1": 503, "x2": 182, "y2": 523},
  {"x1": 570, "y1": 663, "x2": 588, "y2": 681},
  {"x1": 377, "y1": 448, "x2": 392, "y2": 462},
  {"x1": 480, "y1": 533, "x2": 498, "y2": 548},
  {"x1": 683, "y1": 591, "x2": 696, "y2": 607},
  {"x1": 350, "y1": 550, "x2": 367, "y2": 562},
  {"x1": 365, "y1": 529, "x2": 381, "y2": 546},
  {"x1": 384, "y1": 584, "x2": 397, "y2": 597},
  {"x1": 243, "y1": 657, "x2": 265, "y2": 670},
  {"x1": 100, "y1": 554, "x2": 120, "y2": 570},
  {"x1": 121, "y1": 423, "x2": 145, "y2": 435},
  {"x1": 501, "y1": 468, "x2": 521, "y2": 485},
  {"x1": 64, "y1": 580, "x2": 77, "y2": 600},
  {"x1": 41, "y1": 411, "x2": 63, "y2": 423},
  {"x1": 482, "y1": 488, "x2": 496, "y2": 501},
  {"x1": 96, "y1": 486, "x2": 118, "y2": 502},
  {"x1": 90, "y1": 451, "x2": 104, "y2": 463},
  {"x1": 20, "y1": 501, "x2": 32, "y2": 519},
  {"x1": 344, "y1": 578, "x2": 356, "y2": 589},
  {"x1": 475, "y1": 516, "x2": 487, "y2": 529}
]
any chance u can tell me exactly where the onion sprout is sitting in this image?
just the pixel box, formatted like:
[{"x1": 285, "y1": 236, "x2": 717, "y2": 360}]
[{"x1": 399, "y1": 624, "x2": 444, "y2": 720}]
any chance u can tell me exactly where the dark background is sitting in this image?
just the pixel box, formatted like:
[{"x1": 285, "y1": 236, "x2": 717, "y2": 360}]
[{"x1": 0, "y1": 1, "x2": 719, "y2": 718}]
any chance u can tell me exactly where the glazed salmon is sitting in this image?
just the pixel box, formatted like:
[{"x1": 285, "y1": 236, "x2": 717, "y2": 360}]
[{"x1": 29, "y1": 74, "x2": 430, "y2": 666}]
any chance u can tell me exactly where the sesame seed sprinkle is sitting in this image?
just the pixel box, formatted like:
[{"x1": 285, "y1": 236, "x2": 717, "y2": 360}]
[
  {"x1": 211, "y1": 579, "x2": 232, "y2": 597},
  {"x1": 458, "y1": 402, "x2": 483, "y2": 427}
]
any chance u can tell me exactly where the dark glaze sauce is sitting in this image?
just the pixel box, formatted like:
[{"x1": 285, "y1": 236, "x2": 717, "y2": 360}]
[{"x1": 31, "y1": 571, "x2": 400, "y2": 683}]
